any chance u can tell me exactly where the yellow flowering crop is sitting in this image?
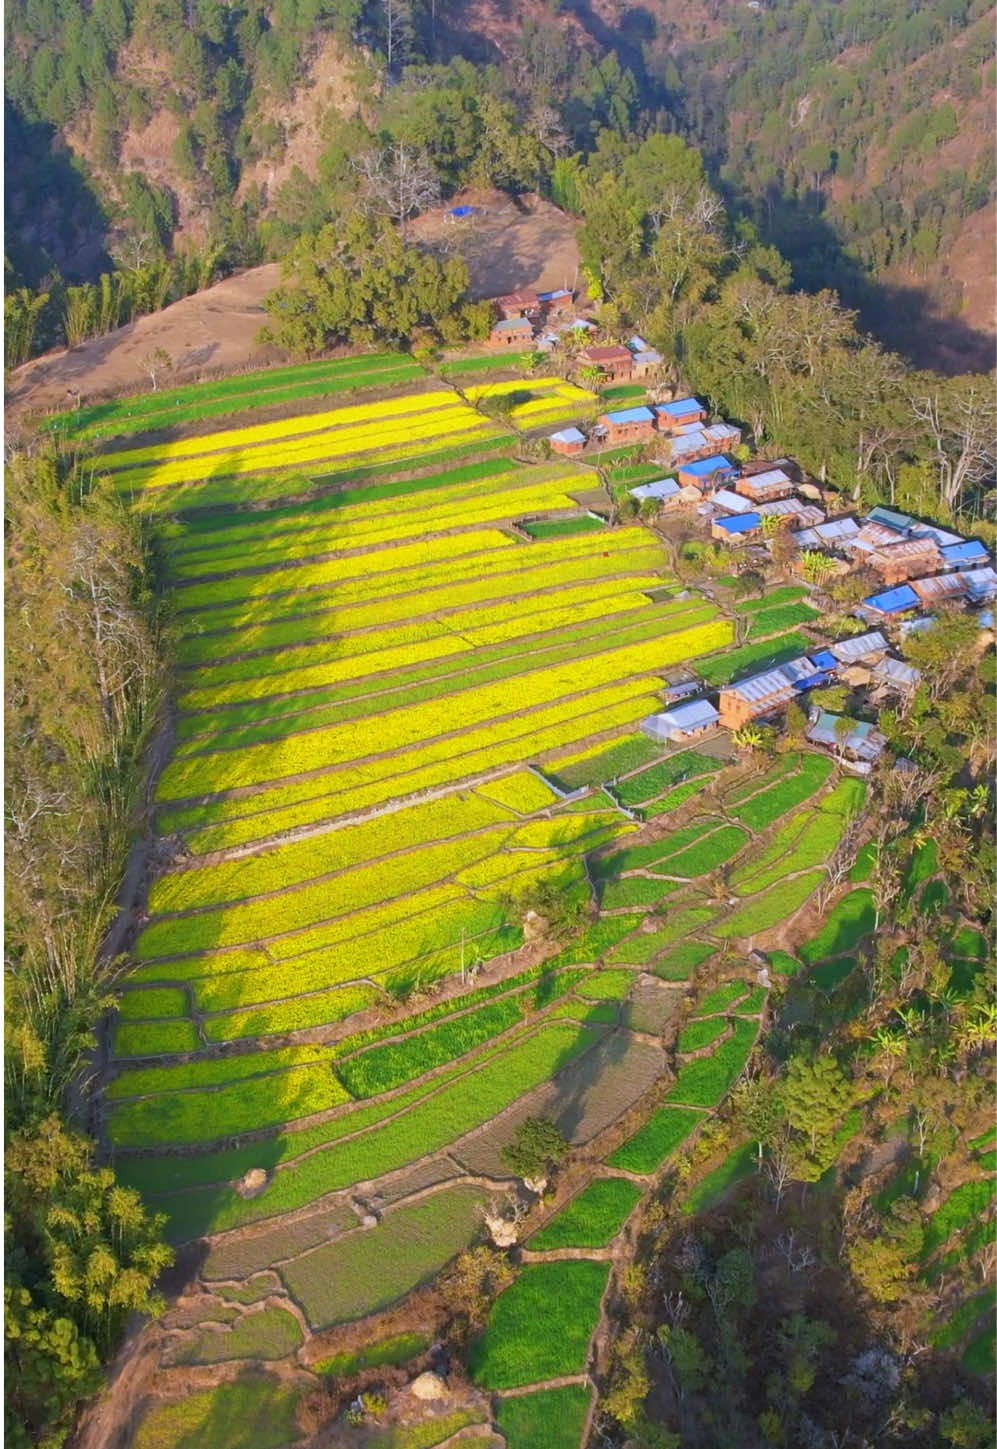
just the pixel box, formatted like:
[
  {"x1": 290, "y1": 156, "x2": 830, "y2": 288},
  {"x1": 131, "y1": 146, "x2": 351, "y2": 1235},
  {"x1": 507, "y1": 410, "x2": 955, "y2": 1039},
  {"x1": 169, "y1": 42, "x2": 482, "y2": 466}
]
[{"x1": 473, "y1": 771, "x2": 561, "y2": 815}]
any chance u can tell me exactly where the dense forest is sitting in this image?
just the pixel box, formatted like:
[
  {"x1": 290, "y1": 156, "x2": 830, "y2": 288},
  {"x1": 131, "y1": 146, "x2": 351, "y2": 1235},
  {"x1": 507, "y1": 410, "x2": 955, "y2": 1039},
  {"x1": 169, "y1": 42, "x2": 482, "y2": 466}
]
[{"x1": 4, "y1": 0, "x2": 994, "y2": 367}]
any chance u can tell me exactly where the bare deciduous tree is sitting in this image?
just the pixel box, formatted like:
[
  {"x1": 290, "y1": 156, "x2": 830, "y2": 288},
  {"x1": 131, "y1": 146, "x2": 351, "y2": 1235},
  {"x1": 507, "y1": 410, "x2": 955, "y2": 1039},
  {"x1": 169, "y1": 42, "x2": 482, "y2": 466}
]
[
  {"x1": 909, "y1": 376, "x2": 997, "y2": 512},
  {"x1": 354, "y1": 142, "x2": 441, "y2": 239}
]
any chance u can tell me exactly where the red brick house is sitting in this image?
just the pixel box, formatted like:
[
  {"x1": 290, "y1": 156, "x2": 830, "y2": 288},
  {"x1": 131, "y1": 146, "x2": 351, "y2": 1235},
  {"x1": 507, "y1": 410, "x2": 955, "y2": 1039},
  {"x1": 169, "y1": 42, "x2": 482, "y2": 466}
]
[
  {"x1": 578, "y1": 345, "x2": 633, "y2": 383},
  {"x1": 595, "y1": 405, "x2": 656, "y2": 445},
  {"x1": 493, "y1": 290, "x2": 541, "y2": 320},
  {"x1": 488, "y1": 318, "x2": 534, "y2": 349},
  {"x1": 867, "y1": 537, "x2": 941, "y2": 587}
]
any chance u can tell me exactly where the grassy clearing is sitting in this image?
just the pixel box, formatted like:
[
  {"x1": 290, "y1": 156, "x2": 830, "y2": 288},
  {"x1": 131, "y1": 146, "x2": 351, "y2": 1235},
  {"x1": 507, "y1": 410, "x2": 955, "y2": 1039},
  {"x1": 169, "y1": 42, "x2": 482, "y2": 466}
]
[
  {"x1": 116, "y1": 987, "x2": 188, "y2": 1019},
  {"x1": 171, "y1": 1306, "x2": 303, "y2": 1365},
  {"x1": 607, "y1": 1104, "x2": 704, "y2": 1174},
  {"x1": 730, "y1": 753, "x2": 833, "y2": 831},
  {"x1": 930, "y1": 1291, "x2": 993, "y2": 1351},
  {"x1": 666, "y1": 1018, "x2": 757, "y2": 1108},
  {"x1": 281, "y1": 1184, "x2": 486, "y2": 1328},
  {"x1": 799, "y1": 889, "x2": 877, "y2": 964},
  {"x1": 715, "y1": 869, "x2": 825, "y2": 938},
  {"x1": 336, "y1": 997, "x2": 523, "y2": 1098},
  {"x1": 114, "y1": 1019, "x2": 200, "y2": 1057},
  {"x1": 767, "y1": 950, "x2": 801, "y2": 976},
  {"x1": 363, "y1": 1410, "x2": 488, "y2": 1449},
  {"x1": 653, "y1": 942, "x2": 714, "y2": 981},
  {"x1": 696, "y1": 632, "x2": 812, "y2": 686},
  {"x1": 468, "y1": 1260, "x2": 609, "y2": 1388},
  {"x1": 735, "y1": 587, "x2": 808, "y2": 613},
  {"x1": 496, "y1": 1385, "x2": 592, "y2": 1449},
  {"x1": 684, "y1": 1141, "x2": 758, "y2": 1214},
  {"x1": 131, "y1": 1377, "x2": 303, "y2": 1449},
  {"x1": 962, "y1": 1322, "x2": 995, "y2": 1375},
  {"x1": 922, "y1": 1180, "x2": 997, "y2": 1258},
  {"x1": 530, "y1": 1177, "x2": 642, "y2": 1249},
  {"x1": 678, "y1": 1018, "x2": 729, "y2": 1053},
  {"x1": 313, "y1": 1329, "x2": 429, "y2": 1378}
]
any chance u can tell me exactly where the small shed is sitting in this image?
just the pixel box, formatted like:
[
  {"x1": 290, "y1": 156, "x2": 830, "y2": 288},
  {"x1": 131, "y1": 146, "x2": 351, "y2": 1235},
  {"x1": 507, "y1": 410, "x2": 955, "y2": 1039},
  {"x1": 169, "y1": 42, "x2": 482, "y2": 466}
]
[
  {"x1": 862, "y1": 584, "x2": 920, "y2": 616},
  {"x1": 627, "y1": 335, "x2": 650, "y2": 353},
  {"x1": 794, "y1": 517, "x2": 859, "y2": 551},
  {"x1": 806, "y1": 710, "x2": 886, "y2": 769},
  {"x1": 678, "y1": 455, "x2": 738, "y2": 489},
  {"x1": 641, "y1": 698, "x2": 720, "y2": 742},
  {"x1": 549, "y1": 427, "x2": 586, "y2": 456},
  {"x1": 630, "y1": 477, "x2": 680, "y2": 504},
  {"x1": 757, "y1": 498, "x2": 825, "y2": 530},
  {"x1": 537, "y1": 288, "x2": 574, "y2": 317},
  {"x1": 494, "y1": 289, "x2": 541, "y2": 320},
  {"x1": 631, "y1": 349, "x2": 664, "y2": 378},
  {"x1": 964, "y1": 566, "x2": 997, "y2": 601},
  {"x1": 711, "y1": 487, "x2": 755, "y2": 514},
  {"x1": 829, "y1": 631, "x2": 888, "y2": 665},
  {"x1": 871, "y1": 656, "x2": 921, "y2": 692},
  {"x1": 489, "y1": 317, "x2": 534, "y2": 349},
  {"x1": 712, "y1": 511, "x2": 761, "y2": 543},
  {"x1": 702, "y1": 422, "x2": 742, "y2": 450},
  {"x1": 579, "y1": 345, "x2": 634, "y2": 382},
  {"x1": 910, "y1": 572, "x2": 969, "y2": 605},
  {"x1": 735, "y1": 467, "x2": 794, "y2": 504},
  {"x1": 939, "y1": 539, "x2": 989, "y2": 570},
  {"x1": 654, "y1": 396, "x2": 707, "y2": 433},
  {"x1": 866, "y1": 505, "x2": 915, "y2": 534},
  {"x1": 596, "y1": 404, "x2": 655, "y2": 444}
]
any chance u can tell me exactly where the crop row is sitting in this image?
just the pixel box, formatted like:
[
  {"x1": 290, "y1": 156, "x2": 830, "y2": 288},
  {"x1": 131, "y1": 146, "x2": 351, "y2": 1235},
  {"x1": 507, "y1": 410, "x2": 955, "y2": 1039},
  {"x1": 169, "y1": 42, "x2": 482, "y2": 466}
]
[
  {"x1": 100, "y1": 387, "x2": 462, "y2": 470},
  {"x1": 730, "y1": 778, "x2": 867, "y2": 892},
  {"x1": 158, "y1": 617, "x2": 732, "y2": 802}
]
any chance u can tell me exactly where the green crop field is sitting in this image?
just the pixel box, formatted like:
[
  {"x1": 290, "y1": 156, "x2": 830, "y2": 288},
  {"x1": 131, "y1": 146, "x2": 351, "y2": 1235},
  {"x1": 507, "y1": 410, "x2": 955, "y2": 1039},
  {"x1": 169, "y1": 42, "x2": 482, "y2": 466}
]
[
  {"x1": 496, "y1": 1386, "x2": 592, "y2": 1449},
  {"x1": 131, "y1": 1378, "x2": 303, "y2": 1449},
  {"x1": 678, "y1": 1017, "x2": 729, "y2": 1052},
  {"x1": 607, "y1": 1104, "x2": 704, "y2": 1175},
  {"x1": 666, "y1": 1019, "x2": 758, "y2": 1108},
  {"x1": 529, "y1": 1177, "x2": 642, "y2": 1249},
  {"x1": 468, "y1": 1260, "x2": 609, "y2": 1388}
]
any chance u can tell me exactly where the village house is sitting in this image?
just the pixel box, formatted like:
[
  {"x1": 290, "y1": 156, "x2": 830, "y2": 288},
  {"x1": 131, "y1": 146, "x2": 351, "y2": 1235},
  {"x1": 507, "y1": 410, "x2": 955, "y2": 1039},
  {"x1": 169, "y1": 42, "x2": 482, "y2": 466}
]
[
  {"x1": 910, "y1": 572, "x2": 969, "y2": 606},
  {"x1": 654, "y1": 397, "x2": 707, "y2": 433},
  {"x1": 630, "y1": 477, "x2": 681, "y2": 506},
  {"x1": 867, "y1": 536, "x2": 941, "y2": 586},
  {"x1": 678, "y1": 455, "x2": 739, "y2": 489},
  {"x1": 963, "y1": 566, "x2": 997, "y2": 601},
  {"x1": 861, "y1": 584, "x2": 921, "y2": 618},
  {"x1": 805, "y1": 710, "x2": 886, "y2": 773},
  {"x1": 717, "y1": 657, "x2": 820, "y2": 729},
  {"x1": 735, "y1": 467, "x2": 794, "y2": 504},
  {"x1": 595, "y1": 404, "x2": 656, "y2": 445},
  {"x1": 548, "y1": 426, "x2": 586, "y2": 457},
  {"x1": 578, "y1": 345, "x2": 634, "y2": 382},
  {"x1": 710, "y1": 487, "x2": 755, "y2": 514},
  {"x1": 793, "y1": 517, "x2": 860, "y2": 552},
  {"x1": 537, "y1": 288, "x2": 574, "y2": 318},
  {"x1": 828, "y1": 631, "x2": 887, "y2": 666},
  {"x1": 712, "y1": 511, "x2": 761, "y2": 544},
  {"x1": 757, "y1": 497, "x2": 825, "y2": 531},
  {"x1": 939, "y1": 539, "x2": 990, "y2": 571},
  {"x1": 870, "y1": 656, "x2": 922, "y2": 694},
  {"x1": 488, "y1": 317, "x2": 534, "y2": 349},
  {"x1": 630, "y1": 347, "x2": 664, "y2": 378},
  {"x1": 701, "y1": 421, "x2": 742, "y2": 451},
  {"x1": 641, "y1": 698, "x2": 720, "y2": 742},
  {"x1": 493, "y1": 289, "x2": 541, "y2": 320},
  {"x1": 665, "y1": 429, "x2": 715, "y2": 466}
]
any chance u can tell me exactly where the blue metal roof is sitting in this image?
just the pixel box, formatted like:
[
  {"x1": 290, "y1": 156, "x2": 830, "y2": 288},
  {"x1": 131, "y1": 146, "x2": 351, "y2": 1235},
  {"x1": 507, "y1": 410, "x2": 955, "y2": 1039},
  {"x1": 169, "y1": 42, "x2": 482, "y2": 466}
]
[
  {"x1": 538, "y1": 288, "x2": 571, "y2": 301},
  {"x1": 681, "y1": 454, "x2": 736, "y2": 477},
  {"x1": 659, "y1": 397, "x2": 702, "y2": 418},
  {"x1": 715, "y1": 511, "x2": 760, "y2": 533},
  {"x1": 809, "y1": 649, "x2": 838, "y2": 671},
  {"x1": 863, "y1": 584, "x2": 919, "y2": 613},
  {"x1": 549, "y1": 427, "x2": 585, "y2": 444},
  {"x1": 605, "y1": 406, "x2": 655, "y2": 425},
  {"x1": 940, "y1": 540, "x2": 988, "y2": 563}
]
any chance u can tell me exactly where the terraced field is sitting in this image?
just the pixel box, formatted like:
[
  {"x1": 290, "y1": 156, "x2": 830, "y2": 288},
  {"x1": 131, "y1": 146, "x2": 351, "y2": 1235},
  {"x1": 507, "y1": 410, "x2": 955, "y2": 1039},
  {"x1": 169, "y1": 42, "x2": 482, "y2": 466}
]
[{"x1": 97, "y1": 354, "x2": 879, "y2": 1449}]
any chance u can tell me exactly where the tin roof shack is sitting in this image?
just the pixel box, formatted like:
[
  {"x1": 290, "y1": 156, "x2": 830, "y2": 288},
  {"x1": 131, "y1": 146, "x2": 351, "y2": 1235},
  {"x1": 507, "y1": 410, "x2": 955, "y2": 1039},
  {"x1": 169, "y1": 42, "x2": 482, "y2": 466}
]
[
  {"x1": 910, "y1": 572, "x2": 969, "y2": 607},
  {"x1": 867, "y1": 536, "x2": 941, "y2": 587},
  {"x1": 549, "y1": 426, "x2": 586, "y2": 456},
  {"x1": 964, "y1": 566, "x2": 997, "y2": 602},
  {"x1": 735, "y1": 467, "x2": 794, "y2": 504},
  {"x1": 870, "y1": 656, "x2": 922, "y2": 695},
  {"x1": 711, "y1": 487, "x2": 755, "y2": 515},
  {"x1": 850, "y1": 521, "x2": 907, "y2": 556},
  {"x1": 489, "y1": 317, "x2": 534, "y2": 349},
  {"x1": 537, "y1": 288, "x2": 574, "y2": 318},
  {"x1": 641, "y1": 698, "x2": 720, "y2": 742},
  {"x1": 494, "y1": 289, "x2": 541, "y2": 320},
  {"x1": 939, "y1": 539, "x2": 990, "y2": 570},
  {"x1": 712, "y1": 511, "x2": 761, "y2": 544},
  {"x1": 654, "y1": 397, "x2": 707, "y2": 433},
  {"x1": 580, "y1": 345, "x2": 633, "y2": 382},
  {"x1": 829, "y1": 631, "x2": 888, "y2": 666},
  {"x1": 702, "y1": 422, "x2": 742, "y2": 451},
  {"x1": 631, "y1": 477, "x2": 681, "y2": 506},
  {"x1": 718, "y1": 666, "x2": 796, "y2": 730},
  {"x1": 757, "y1": 498, "x2": 825, "y2": 531},
  {"x1": 631, "y1": 349, "x2": 664, "y2": 378},
  {"x1": 866, "y1": 505, "x2": 916, "y2": 533},
  {"x1": 806, "y1": 709, "x2": 885, "y2": 774},
  {"x1": 678, "y1": 455, "x2": 739, "y2": 490},
  {"x1": 794, "y1": 517, "x2": 860, "y2": 552},
  {"x1": 596, "y1": 405, "x2": 655, "y2": 444}
]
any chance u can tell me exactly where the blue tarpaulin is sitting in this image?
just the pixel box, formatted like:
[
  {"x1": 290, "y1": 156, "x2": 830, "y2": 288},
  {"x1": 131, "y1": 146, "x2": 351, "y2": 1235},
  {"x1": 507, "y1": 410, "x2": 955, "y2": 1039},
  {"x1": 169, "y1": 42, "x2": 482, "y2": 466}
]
[
  {"x1": 447, "y1": 205, "x2": 476, "y2": 217},
  {"x1": 863, "y1": 585, "x2": 919, "y2": 614}
]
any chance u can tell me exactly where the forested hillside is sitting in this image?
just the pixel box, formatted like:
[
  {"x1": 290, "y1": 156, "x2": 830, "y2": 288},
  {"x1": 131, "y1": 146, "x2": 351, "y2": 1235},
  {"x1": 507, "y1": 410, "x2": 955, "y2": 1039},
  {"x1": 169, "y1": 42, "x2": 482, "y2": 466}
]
[{"x1": 5, "y1": 0, "x2": 994, "y2": 369}]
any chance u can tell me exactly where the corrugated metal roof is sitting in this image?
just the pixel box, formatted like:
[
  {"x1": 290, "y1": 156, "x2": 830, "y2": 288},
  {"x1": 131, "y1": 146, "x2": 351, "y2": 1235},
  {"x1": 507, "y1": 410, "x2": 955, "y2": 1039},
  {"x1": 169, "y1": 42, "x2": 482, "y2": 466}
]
[
  {"x1": 703, "y1": 422, "x2": 741, "y2": 442},
  {"x1": 872, "y1": 657, "x2": 921, "y2": 687},
  {"x1": 863, "y1": 585, "x2": 920, "y2": 613},
  {"x1": 492, "y1": 317, "x2": 532, "y2": 332},
  {"x1": 757, "y1": 496, "x2": 809, "y2": 517},
  {"x1": 627, "y1": 335, "x2": 649, "y2": 352},
  {"x1": 584, "y1": 345, "x2": 633, "y2": 362},
  {"x1": 660, "y1": 699, "x2": 720, "y2": 730},
  {"x1": 603, "y1": 405, "x2": 655, "y2": 424},
  {"x1": 964, "y1": 566, "x2": 997, "y2": 598},
  {"x1": 871, "y1": 537, "x2": 939, "y2": 562},
  {"x1": 781, "y1": 656, "x2": 819, "y2": 684},
  {"x1": 910, "y1": 573, "x2": 968, "y2": 601},
  {"x1": 715, "y1": 512, "x2": 760, "y2": 533},
  {"x1": 495, "y1": 289, "x2": 540, "y2": 307},
  {"x1": 739, "y1": 467, "x2": 792, "y2": 491},
  {"x1": 681, "y1": 455, "x2": 736, "y2": 477},
  {"x1": 830, "y1": 631, "x2": 887, "y2": 663},
  {"x1": 809, "y1": 649, "x2": 838, "y2": 671},
  {"x1": 632, "y1": 350, "x2": 663, "y2": 366},
  {"x1": 913, "y1": 524, "x2": 964, "y2": 547},
  {"x1": 712, "y1": 487, "x2": 754, "y2": 513},
  {"x1": 806, "y1": 710, "x2": 885, "y2": 761},
  {"x1": 549, "y1": 427, "x2": 585, "y2": 444},
  {"x1": 658, "y1": 397, "x2": 702, "y2": 417},
  {"x1": 670, "y1": 429, "x2": 709, "y2": 454},
  {"x1": 852, "y1": 521, "x2": 906, "y2": 551},
  {"x1": 940, "y1": 540, "x2": 989, "y2": 564},
  {"x1": 867, "y1": 506, "x2": 914, "y2": 531},
  {"x1": 631, "y1": 477, "x2": 680, "y2": 501},
  {"x1": 538, "y1": 288, "x2": 572, "y2": 301},
  {"x1": 726, "y1": 667, "x2": 795, "y2": 703}
]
